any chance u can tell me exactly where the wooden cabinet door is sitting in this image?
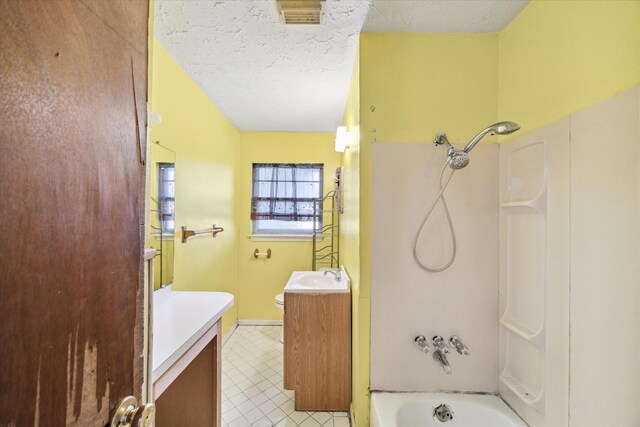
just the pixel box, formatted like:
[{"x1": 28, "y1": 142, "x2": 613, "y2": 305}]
[
  {"x1": 0, "y1": 1, "x2": 148, "y2": 425},
  {"x1": 284, "y1": 292, "x2": 351, "y2": 411}
]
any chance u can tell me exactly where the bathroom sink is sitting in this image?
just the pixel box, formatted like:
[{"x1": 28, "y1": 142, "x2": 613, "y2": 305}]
[
  {"x1": 284, "y1": 269, "x2": 350, "y2": 293},
  {"x1": 296, "y1": 274, "x2": 339, "y2": 288}
]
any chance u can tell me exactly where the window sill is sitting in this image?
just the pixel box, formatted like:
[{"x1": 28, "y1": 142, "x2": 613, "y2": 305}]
[{"x1": 249, "y1": 234, "x2": 322, "y2": 242}]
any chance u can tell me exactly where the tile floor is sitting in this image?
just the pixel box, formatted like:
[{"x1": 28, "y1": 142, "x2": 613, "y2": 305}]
[{"x1": 222, "y1": 325, "x2": 350, "y2": 427}]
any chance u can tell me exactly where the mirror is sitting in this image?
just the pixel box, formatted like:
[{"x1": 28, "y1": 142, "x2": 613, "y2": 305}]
[{"x1": 149, "y1": 142, "x2": 175, "y2": 290}]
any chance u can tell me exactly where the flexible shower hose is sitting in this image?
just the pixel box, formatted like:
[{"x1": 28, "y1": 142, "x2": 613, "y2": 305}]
[{"x1": 413, "y1": 161, "x2": 457, "y2": 272}]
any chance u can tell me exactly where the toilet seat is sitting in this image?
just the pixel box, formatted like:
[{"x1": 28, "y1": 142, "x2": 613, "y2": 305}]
[{"x1": 275, "y1": 293, "x2": 284, "y2": 306}]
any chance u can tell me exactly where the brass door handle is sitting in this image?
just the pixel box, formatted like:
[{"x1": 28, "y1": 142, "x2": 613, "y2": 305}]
[{"x1": 111, "y1": 396, "x2": 156, "y2": 427}]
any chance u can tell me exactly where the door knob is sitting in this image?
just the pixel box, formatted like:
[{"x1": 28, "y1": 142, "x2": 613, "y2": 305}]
[
  {"x1": 132, "y1": 404, "x2": 156, "y2": 427},
  {"x1": 111, "y1": 396, "x2": 156, "y2": 427}
]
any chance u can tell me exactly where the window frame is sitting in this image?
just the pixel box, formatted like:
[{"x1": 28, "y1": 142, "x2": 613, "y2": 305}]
[
  {"x1": 250, "y1": 163, "x2": 324, "y2": 237},
  {"x1": 157, "y1": 162, "x2": 175, "y2": 235}
]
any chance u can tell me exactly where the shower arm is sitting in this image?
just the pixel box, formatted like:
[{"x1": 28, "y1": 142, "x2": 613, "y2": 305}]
[{"x1": 434, "y1": 133, "x2": 454, "y2": 149}]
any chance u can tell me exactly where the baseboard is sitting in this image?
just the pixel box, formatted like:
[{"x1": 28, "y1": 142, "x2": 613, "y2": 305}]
[
  {"x1": 237, "y1": 319, "x2": 283, "y2": 326},
  {"x1": 222, "y1": 322, "x2": 238, "y2": 345}
]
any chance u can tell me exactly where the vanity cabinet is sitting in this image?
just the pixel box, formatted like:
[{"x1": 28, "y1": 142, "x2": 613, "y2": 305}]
[
  {"x1": 283, "y1": 292, "x2": 351, "y2": 411},
  {"x1": 152, "y1": 289, "x2": 234, "y2": 427},
  {"x1": 154, "y1": 324, "x2": 221, "y2": 427}
]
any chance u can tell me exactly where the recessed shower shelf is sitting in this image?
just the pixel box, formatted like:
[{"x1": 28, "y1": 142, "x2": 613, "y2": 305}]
[
  {"x1": 500, "y1": 317, "x2": 545, "y2": 347},
  {"x1": 501, "y1": 196, "x2": 546, "y2": 212},
  {"x1": 500, "y1": 372, "x2": 545, "y2": 413}
]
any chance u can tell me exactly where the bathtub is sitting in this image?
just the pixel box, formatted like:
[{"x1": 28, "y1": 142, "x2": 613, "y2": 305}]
[{"x1": 371, "y1": 392, "x2": 528, "y2": 427}]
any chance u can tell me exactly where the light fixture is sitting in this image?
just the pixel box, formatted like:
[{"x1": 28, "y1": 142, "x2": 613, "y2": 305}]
[{"x1": 335, "y1": 126, "x2": 349, "y2": 152}]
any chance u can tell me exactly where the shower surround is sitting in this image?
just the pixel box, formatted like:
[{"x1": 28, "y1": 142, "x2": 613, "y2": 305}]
[
  {"x1": 371, "y1": 142, "x2": 500, "y2": 392},
  {"x1": 369, "y1": 88, "x2": 640, "y2": 427}
]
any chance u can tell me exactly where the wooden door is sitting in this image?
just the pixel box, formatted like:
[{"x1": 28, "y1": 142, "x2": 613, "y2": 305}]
[{"x1": 0, "y1": 1, "x2": 148, "y2": 425}]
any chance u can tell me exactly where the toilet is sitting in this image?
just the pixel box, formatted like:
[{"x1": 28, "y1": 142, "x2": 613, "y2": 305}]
[{"x1": 275, "y1": 292, "x2": 285, "y2": 343}]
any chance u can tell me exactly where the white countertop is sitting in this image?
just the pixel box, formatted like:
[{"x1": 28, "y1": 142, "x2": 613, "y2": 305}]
[{"x1": 152, "y1": 287, "x2": 234, "y2": 380}]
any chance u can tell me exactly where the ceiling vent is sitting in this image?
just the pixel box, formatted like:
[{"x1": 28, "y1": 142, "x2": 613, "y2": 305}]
[{"x1": 277, "y1": 0, "x2": 325, "y2": 25}]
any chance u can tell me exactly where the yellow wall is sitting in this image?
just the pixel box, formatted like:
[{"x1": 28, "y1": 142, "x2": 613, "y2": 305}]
[
  {"x1": 148, "y1": 41, "x2": 344, "y2": 333},
  {"x1": 499, "y1": 0, "x2": 640, "y2": 136},
  {"x1": 237, "y1": 132, "x2": 342, "y2": 320},
  {"x1": 361, "y1": 33, "x2": 499, "y2": 144},
  {"x1": 149, "y1": 40, "x2": 241, "y2": 334},
  {"x1": 340, "y1": 49, "x2": 370, "y2": 427}
]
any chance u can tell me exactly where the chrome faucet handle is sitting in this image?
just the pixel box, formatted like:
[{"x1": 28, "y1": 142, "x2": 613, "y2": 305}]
[
  {"x1": 414, "y1": 335, "x2": 430, "y2": 354},
  {"x1": 432, "y1": 335, "x2": 449, "y2": 354},
  {"x1": 449, "y1": 335, "x2": 470, "y2": 356},
  {"x1": 323, "y1": 270, "x2": 342, "y2": 282}
]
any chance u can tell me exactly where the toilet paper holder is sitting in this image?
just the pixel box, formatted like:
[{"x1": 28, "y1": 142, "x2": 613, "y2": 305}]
[{"x1": 254, "y1": 248, "x2": 272, "y2": 259}]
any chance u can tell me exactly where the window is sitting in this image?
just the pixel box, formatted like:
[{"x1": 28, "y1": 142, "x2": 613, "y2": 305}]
[
  {"x1": 158, "y1": 163, "x2": 175, "y2": 233},
  {"x1": 251, "y1": 163, "x2": 323, "y2": 234}
]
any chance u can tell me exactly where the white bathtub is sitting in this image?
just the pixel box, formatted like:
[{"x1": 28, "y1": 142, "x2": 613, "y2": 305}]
[{"x1": 371, "y1": 392, "x2": 528, "y2": 427}]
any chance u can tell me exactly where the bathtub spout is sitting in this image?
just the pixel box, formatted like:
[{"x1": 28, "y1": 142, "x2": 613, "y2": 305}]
[
  {"x1": 432, "y1": 336, "x2": 452, "y2": 374},
  {"x1": 433, "y1": 350, "x2": 452, "y2": 374}
]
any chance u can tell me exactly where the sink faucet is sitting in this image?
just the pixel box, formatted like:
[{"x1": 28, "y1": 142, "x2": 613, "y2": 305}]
[
  {"x1": 323, "y1": 269, "x2": 342, "y2": 281},
  {"x1": 432, "y1": 336, "x2": 452, "y2": 374}
]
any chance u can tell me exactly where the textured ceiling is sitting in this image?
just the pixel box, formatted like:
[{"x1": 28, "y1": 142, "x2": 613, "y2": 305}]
[
  {"x1": 364, "y1": 0, "x2": 530, "y2": 33},
  {"x1": 154, "y1": 1, "x2": 530, "y2": 132},
  {"x1": 155, "y1": 0, "x2": 371, "y2": 132}
]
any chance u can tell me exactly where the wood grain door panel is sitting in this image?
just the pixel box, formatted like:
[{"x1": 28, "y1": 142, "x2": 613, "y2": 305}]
[{"x1": 0, "y1": 0, "x2": 148, "y2": 425}]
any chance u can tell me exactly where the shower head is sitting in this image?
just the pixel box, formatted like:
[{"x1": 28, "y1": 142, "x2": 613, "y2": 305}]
[
  {"x1": 434, "y1": 132, "x2": 470, "y2": 169},
  {"x1": 491, "y1": 121, "x2": 520, "y2": 135},
  {"x1": 434, "y1": 121, "x2": 520, "y2": 170},
  {"x1": 447, "y1": 150, "x2": 469, "y2": 170},
  {"x1": 463, "y1": 121, "x2": 520, "y2": 153}
]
